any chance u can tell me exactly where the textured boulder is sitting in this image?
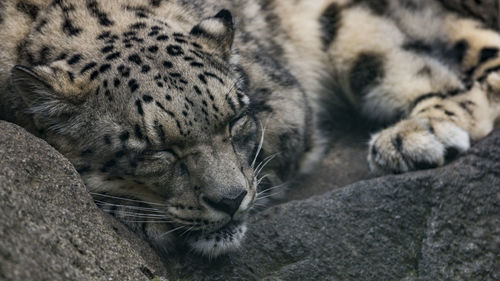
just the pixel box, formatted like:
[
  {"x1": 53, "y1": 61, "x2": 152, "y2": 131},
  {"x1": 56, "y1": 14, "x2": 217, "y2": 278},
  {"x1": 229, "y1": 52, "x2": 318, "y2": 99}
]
[
  {"x1": 1, "y1": 124, "x2": 499, "y2": 280},
  {"x1": 0, "y1": 121, "x2": 167, "y2": 281},
  {"x1": 165, "y1": 129, "x2": 500, "y2": 281},
  {"x1": 286, "y1": 131, "x2": 371, "y2": 201},
  {"x1": 1, "y1": 120, "x2": 499, "y2": 280}
]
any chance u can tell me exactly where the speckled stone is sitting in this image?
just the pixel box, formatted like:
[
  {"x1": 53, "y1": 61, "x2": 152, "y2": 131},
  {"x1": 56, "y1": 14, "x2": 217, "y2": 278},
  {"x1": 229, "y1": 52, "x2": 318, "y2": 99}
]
[{"x1": 0, "y1": 121, "x2": 167, "y2": 281}]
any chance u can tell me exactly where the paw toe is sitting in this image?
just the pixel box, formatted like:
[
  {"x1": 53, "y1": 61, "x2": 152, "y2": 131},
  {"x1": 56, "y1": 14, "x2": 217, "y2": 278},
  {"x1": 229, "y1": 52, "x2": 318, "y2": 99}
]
[{"x1": 368, "y1": 118, "x2": 469, "y2": 174}]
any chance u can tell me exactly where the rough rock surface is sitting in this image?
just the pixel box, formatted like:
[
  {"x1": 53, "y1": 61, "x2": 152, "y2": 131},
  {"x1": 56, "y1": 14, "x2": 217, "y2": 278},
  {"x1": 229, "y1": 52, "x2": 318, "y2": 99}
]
[
  {"x1": 1, "y1": 124, "x2": 500, "y2": 280},
  {"x1": 165, "y1": 128, "x2": 500, "y2": 281},
  {"x1": 0, "y1": 121, "x2": 167, "y2": 281},
  {"x1": 286, "y1": 131, "x2": 371, "y2": 201},
  {"x1": 1, "y1": 120, "x2": 499, "y2": 280}
]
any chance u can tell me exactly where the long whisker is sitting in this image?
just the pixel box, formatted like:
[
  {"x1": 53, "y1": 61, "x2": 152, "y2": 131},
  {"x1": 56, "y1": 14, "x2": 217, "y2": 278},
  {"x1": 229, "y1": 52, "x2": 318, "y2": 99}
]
[
  {"x1": 256, "y1": 183, "x2": 287, "y2": 196},
  {"x1": 101, "y1": 210, "x2": 169, "y2": 219},
  {"x1": 116, "y1": 215, "x2": 172, "y2": 221},
  {"x1": 257, "y1": 174, "x2": 270, "y2": 185},
  {"x1": 254, "y1": 153, "x2": 275, "y2": 175},
  {"x1": 249, "y1": 203, "x2": 267, "y2": 211},
  {"x1": 256, "y1": 191, "x2": 282, "y2": 201},
  {"x1": 179, "y1": 226, "x2": 195, "y2": 237},
  {"x1": 252, "y1": 201, "x2": 268, "y2": 206},
  {"x1": 159, "y1": 225, "x2": 186, "y2": 238},
  {"x1": 254, "y1": 152, "x2": 276, "y2": 175},
  {"x1": 251, "y1": 121, "x2": 266, "y2": 169},
  {"x1": 255, "y1": 153, "x2": 279, "y2": 178},
  {"x1": 89, "y1": 192, "x2": 166, "y2": 206},
  {"x1": 96, "y1": 207, "x2": 165, "y2": 217},
  {"x1": 94, "y1": 200, "x2": 164, "y2": 213}
]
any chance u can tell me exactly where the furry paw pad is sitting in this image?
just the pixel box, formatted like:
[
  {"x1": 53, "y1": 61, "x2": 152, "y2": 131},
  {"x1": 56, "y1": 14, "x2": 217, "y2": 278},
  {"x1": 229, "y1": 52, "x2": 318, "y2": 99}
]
[{"x1": 368, "y1": 118, "x2": 470, "y2": 174}]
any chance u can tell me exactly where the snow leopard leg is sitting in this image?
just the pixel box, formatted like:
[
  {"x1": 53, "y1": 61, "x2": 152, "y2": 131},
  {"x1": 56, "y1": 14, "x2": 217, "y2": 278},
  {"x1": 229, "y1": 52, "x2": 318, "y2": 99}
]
[{"x1": 324, "y1": 4, "x2": 500, "y2": 173}]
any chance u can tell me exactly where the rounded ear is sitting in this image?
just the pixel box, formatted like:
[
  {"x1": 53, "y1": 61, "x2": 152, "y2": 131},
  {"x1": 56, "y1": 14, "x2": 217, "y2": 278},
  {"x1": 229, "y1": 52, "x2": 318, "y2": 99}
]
[
  {"x1": 9, "y1": 65, "x2": 84, "y2": 130},
  {"x1": 190, "y1": 9, "x2": 234, "y2": 59}
]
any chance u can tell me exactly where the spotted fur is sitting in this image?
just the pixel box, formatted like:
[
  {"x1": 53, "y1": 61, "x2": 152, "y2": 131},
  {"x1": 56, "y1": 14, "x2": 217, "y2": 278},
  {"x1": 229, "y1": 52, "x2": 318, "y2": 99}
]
[{"x1": 1, "y1": 0, "x2": 500, "y2": 257}]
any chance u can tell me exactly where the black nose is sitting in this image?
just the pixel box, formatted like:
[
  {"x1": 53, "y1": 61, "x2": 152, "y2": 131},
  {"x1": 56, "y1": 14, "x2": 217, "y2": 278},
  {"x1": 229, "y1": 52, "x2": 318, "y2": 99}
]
[{"x1": 202, "y1": 190, "x2": 247, "y2": 216}]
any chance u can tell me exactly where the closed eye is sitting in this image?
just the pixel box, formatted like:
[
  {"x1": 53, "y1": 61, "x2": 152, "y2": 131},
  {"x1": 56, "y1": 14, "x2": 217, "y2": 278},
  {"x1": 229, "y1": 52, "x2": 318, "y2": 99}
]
[
  {"x1": 229, "y1": 114, "x2": 249, "y2": 132},
  {"x1": 138, "y1": 148, "x2": 178, "y2": 160},
  {"x1": 132, "y1": 149, "x2": 178, "y2": 177},
  {"x1": 230, "y1": 115, "x2": 258, "y2": 144}
]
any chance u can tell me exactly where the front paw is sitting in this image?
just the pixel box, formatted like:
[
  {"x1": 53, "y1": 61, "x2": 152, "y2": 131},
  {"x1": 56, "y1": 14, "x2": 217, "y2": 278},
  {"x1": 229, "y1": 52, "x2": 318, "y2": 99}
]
[{"x1": 368, "y1": 118, "x2": 470, "y2": 174}]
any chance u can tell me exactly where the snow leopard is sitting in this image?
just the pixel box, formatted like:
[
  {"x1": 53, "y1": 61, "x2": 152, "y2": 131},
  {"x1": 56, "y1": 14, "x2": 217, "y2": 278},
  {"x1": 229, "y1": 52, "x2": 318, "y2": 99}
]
[{"x1": 1, "y1": 0, "x2": 499, "y2": 256}]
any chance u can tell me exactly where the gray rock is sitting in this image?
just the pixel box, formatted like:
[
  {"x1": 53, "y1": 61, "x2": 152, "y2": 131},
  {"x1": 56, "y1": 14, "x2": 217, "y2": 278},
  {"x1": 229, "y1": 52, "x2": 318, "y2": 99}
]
[
  {"x1": 165, "y1": 129, "x2": 500, "y2": 281},
  {"x1": 1, "y1": 122, "x2": 499, "y2": 281},
  {"x1": 286, "y1": 132, "x2": 371, "y2": 201},
  {"x1": 1, "y1": 121, "x2": 499, "y2": 280},
  {"x1": 0, "y1": 121, "x2": 167, "y2": 281}
]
